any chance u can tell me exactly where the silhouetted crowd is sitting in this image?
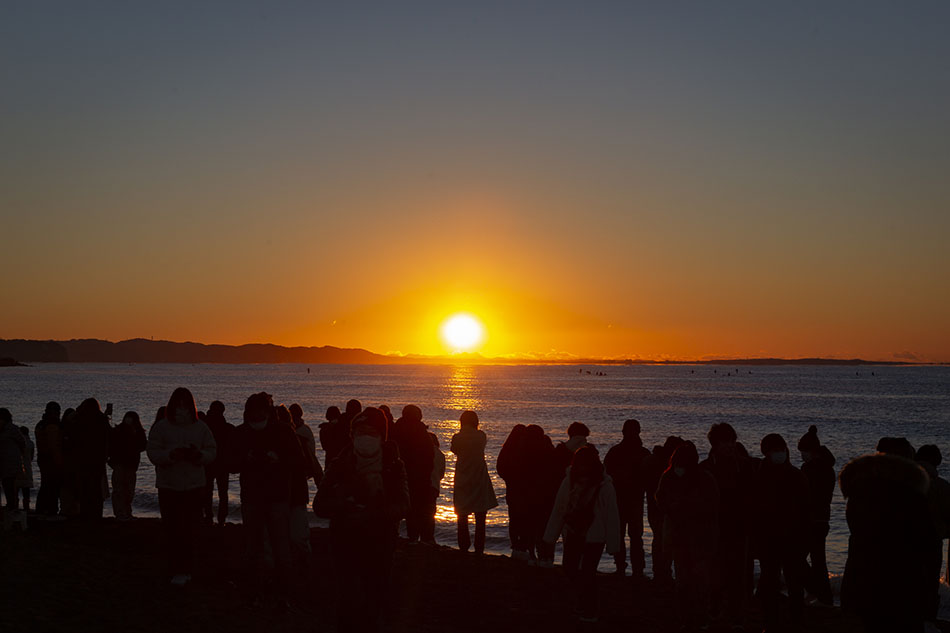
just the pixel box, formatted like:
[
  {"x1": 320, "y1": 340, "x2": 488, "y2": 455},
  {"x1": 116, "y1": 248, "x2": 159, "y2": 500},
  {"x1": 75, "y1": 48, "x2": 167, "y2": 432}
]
[{"x1": 2, "y1": 392, "x2": 949, "y2": 633}]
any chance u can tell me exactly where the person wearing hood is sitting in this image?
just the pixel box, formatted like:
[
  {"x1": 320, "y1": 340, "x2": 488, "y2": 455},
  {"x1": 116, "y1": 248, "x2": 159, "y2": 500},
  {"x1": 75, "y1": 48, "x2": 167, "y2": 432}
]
[
  {"x1": 700, "y1": 422, "x2": 755, "y2": 629},
  {"x1": 915, "y1": 444, "x2": 950, "y2": 628},
  {"x1": 603, "y1": 418, "x2": 651, "y2": 578},
  {"x1": 71, "y1": 398, "x2": 113, "y2": 521},
  {"x1": 644, "y1": 435, "x2": 685, "y2": 586},
  {"x1": 522, "y1": 424, "x2": 560, "y2": 566},
  {"x1": 655, "y1": 441, "x2": 720, "y2": 632},
  {"x1": 147, "y1": 388, "x2": 217, "y2": 587},
  {"x1": 108, "y1": 411, "x2": 147, "y2": 521},
  {"x1": 451, "y1": 411, "x2": 498, "y2": 554},
  {"x1": 798, "y1": 425, "x2": 837, "y2": 606},
  {"x1": 392, "y1": 404, "x2": 435, "y2": 544},
  {"x1": 497, "y1": 424, "x2": 529, "y2": 558},
  {"x1": 543, "y1": 446, "x2": 621, "y2": 623},
  {"x1": 314, "y1": 407, "x2": 408, "y2": 632},
  {"x1": 840, "y1": 443, "x2": 934, "y2": 633},
  {"x1": 753, "y1": 433, "x2": 809, "y2": 633},
  {"x1": 35, "y1": 401, "x2": 64, "y2": 516},
  {"x1": 232, "y1": 393, "x2": 305, "y2": 604}
]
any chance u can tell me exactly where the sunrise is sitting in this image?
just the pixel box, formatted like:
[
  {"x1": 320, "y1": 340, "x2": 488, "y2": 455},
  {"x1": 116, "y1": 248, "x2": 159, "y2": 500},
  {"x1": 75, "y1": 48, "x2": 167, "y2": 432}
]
[{"x1": 2, "y1": 3, "x2": 949, "y2": 633}]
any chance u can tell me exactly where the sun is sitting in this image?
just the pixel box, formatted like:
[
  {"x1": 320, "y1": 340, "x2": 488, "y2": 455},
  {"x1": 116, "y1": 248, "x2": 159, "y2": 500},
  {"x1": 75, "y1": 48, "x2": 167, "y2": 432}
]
[{"x1": 440, "y1": 313, "x2": 486, "y2": 352}]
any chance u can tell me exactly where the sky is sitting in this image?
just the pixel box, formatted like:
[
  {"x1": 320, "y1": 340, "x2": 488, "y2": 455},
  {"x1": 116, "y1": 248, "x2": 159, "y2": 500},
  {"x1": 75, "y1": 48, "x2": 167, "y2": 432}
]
[{"x1": 2, "y1": 1, "x2": 948, "y2": 361}]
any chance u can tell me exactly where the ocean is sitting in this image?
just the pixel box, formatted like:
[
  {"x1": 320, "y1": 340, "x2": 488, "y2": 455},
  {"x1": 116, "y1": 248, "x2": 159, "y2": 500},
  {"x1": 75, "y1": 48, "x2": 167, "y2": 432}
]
[{"x1": 2, "y1": 362, "x2": 949, "y2": 578}]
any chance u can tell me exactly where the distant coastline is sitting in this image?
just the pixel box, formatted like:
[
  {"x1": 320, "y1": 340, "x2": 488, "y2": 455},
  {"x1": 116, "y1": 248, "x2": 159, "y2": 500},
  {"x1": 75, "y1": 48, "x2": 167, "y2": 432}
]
[{"x1": 0, "y1": 338, "x2": 928, "y2": 366}]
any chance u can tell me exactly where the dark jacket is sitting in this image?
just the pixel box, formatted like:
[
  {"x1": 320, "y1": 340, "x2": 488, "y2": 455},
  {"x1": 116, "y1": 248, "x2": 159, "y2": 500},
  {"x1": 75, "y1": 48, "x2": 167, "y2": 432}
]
[
  {"x1": 109, "y1": 421, "x2": 147, "y2": 469},
  {"x1": 392, "y1": 418, "x2": 434, "y2": 494},
  {"x1": 751, "y1": 459, "x2": 810, "y2": 557},
  {"x1": 204, "y1": 411, "x2": 235, "y2": 473},
  {"x1": 700, "y1": 446, "x2": 756, "y2": 539},
  {"x1": 655, "y1": 467, "x2": 720, "y2": 560},
  {"x1": 314, "y1": 440, "x2": 409, "y2": 527},
  {"x1": 35, "y1": 415, "x2": 64, "y2": 471},
  {"x1": 644, "y1": 445, "x2": 674, "y2": 523},
  {"x1": 604, "y1": 438, "x2": 651, "y2": 520},
  {"x1": 839, "y1": 453, "x2": 934, "y2": 619},
  {"x1": 231, "y1": 421, "x2": 306, "y2": 505},
  {"x1": 801, "y1": 445, "x2": 837, "y2": 523}
]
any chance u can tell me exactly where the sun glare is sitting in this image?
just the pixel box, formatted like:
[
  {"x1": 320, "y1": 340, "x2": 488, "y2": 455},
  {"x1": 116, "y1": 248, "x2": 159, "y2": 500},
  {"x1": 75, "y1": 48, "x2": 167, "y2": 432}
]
[{"x1": 440, "y1": 313, "x2": 486, "y2": 352}]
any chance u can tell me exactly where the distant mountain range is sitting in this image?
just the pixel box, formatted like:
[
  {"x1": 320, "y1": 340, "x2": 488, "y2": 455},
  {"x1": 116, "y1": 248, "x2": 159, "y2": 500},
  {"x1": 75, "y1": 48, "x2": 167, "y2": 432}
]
[{"x1": 0, "y1": 338, "x2": 916, "y2": 366}]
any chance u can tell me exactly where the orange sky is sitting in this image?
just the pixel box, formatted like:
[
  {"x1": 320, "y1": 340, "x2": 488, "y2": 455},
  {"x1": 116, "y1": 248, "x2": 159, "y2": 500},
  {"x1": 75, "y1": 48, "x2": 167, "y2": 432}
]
[{"x1": 3, "y1": 4, "x2": 949, "y2": 362}]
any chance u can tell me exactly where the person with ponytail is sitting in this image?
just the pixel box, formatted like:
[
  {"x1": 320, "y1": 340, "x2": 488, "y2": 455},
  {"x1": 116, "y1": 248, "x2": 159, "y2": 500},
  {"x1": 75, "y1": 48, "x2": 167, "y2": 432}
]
[
  {"x1": 543, "y1": 445, "x2": 621, "y2": 623},
  {"x1": 798, "y1": 425, "x2": 837, "y2": 606}
]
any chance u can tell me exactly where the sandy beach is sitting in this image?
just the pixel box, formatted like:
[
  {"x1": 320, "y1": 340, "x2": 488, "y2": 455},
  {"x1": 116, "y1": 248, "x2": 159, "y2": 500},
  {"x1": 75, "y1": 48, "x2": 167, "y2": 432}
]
[{"x1": 0, "y1": 516, "x2": 871, "y2": 633}]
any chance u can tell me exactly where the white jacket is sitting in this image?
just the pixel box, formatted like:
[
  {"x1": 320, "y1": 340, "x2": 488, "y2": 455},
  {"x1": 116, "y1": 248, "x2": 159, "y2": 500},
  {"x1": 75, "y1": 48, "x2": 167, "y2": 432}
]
[
  {"x1": 544, "y1": 472, "x2": 622, "y2": 554},
  {"x1": 147, "y1": 418, "x2": 216, "y2": 491}
]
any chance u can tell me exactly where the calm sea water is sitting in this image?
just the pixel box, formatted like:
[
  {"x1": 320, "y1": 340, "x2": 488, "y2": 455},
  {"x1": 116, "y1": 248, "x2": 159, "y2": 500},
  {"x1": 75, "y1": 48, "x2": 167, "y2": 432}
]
[{"x1": 2, "y1": 363, "x2": 949, "y2": 577}]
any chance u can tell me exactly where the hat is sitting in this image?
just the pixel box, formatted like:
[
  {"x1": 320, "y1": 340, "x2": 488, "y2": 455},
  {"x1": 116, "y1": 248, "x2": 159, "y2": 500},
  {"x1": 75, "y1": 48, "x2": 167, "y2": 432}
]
[
  {"x1": 797, "y1": 425, "x2": 821, "y2": 452},
  {"x1": 567, "y1": 422, "x2": 590, "y2": 438},
  {"x1": 760, "y1": 433, "x2": 788, "y2": 456},
  {"x1": 352, "y1": 407, "x2": 388, "y2": 441}
]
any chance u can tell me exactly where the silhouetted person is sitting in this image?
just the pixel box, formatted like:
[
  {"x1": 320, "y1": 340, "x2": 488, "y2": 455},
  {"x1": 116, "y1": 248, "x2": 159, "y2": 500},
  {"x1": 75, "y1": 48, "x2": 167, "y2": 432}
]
[
  {"x1": 522, "y1": 424, "x2": 560, "y2": 565},
  {"x1": 644, "y1": 435, "x2": 685, "y2": 585},
  {"x1": 656, "y1": 441, "x2": 720, "y2": 631},
  {"x1": 498, "y1": 424, "x2": 530, "y2": 558},
  {"x1": 553, "y1": 422, "x2": 591, "y2": 477},
  {"x1": 16, "y1": 426, "x2": 34, "y2": 513},
  {"x1": 798, "y1": 425, "x2": 837, "y2": 606},
  {"x1": 71, "y1": 398, "x2": 112, "y2": 521},
  {"x1": 543, "y1": 445, "x2": 620, "y2": 623},
  {"x1": 753, "y1": 433, "x2": 809, "y2": 633},
  {"x1": 341, "y1": 399, "x2": 362, "y2": 429},
  {"x1": 840, "y1": 446, "x2": 934, "y2": 633},
  {"x1": 915, "y1": 444, "x2": 950, "y2": 628},
  {"x1": 378, "y1": 404, "x2": 396, "y2": 444},
  {"x1": 203, "y1": 400, "x2": 234, "y2": 526},
  {"x1": 451, "y1": 411, "x2": 498, "y2": 554},
  {"x1": 700, "y1": 423, "x2": 755, "y2": 628},
  {"x1": 232, "y1": 393, "x2": 304, "y2": 604},
  {"x1": 290, "y1": 403, "x2": 323, "y2": 485},
  {"x1": 319, "y1": 405, "x2": 347, "y2": 464},
  {"x1": 35, "y1": 401, "x2": 64, "y2": 516},
  {"x1": 147, "y1": 387, "x2": 216, "y2": 586},
  {"x1": 278, "y1": 403, "x2": 314, "y2": 563},
  {"x1": 108, "y1": 411, "x2": 146, "y2": 521},
  {"x1": 314, "y1": 407, "x2": 408, "y2": 633},
  {"x1": 603, "y1": 418, "x2": 651, "y2": 578},
  {"x1": 392, "y1": 404, "x2": 435, "y2": 544},
  {"x1": 58, "y1": 407, "x2": 80, "y2": 517},
  {"x1": 0, "y1": 409, "x2": 26, "y2": 517},
  {"x1": 426, "y1": 431, "x2": 445, "y2": 544}
]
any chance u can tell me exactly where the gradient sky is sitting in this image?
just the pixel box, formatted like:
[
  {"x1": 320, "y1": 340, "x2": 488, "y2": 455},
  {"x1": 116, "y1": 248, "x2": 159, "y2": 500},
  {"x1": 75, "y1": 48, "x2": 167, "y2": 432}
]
[{"x1": 2, "y1": 2, "x2": 948, "y2": 361}]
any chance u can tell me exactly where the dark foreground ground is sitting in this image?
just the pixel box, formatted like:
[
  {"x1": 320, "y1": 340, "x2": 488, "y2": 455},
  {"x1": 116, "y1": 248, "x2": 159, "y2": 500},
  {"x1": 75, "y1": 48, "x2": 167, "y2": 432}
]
[{"x1": 1, "y1": 517, "x2": 867, "y2": 633}]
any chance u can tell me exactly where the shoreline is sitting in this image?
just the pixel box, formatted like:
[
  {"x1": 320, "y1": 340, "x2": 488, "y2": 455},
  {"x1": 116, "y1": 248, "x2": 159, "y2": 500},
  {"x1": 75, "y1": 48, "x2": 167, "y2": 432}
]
[{"x1": 1, "y1": 516, "x2": 868, "y2": 633}]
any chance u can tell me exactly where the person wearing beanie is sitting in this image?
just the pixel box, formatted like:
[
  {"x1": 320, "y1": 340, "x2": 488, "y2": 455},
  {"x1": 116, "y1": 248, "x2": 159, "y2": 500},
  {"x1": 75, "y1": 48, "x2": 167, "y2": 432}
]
[
  {"x1": 753, "y1": 433, "x2": 809, "y2": 633},
  {"x1": 451, "y1": 411, "x2": 498, "y2": 554},
  {"x1": 603, "y1": 418, "x2": 651, "y2": 578},
  {"x1": 553, "y1": 422, "x2": 592, "y2": 479},
  {"x1": 797, "y1": 425, "x2": 837, "y2": 606},
  {"x1": 655, "y1": 441, "x2": 720, "y2": 632},
  {"x1": 315, "y1": 406, "x2": 408, "y2": 632}
]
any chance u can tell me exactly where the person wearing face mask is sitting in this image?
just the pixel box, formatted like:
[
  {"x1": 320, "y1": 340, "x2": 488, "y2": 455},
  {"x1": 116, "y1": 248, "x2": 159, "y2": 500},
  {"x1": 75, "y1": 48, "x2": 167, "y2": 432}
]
[
  {"x1": 752, "y1": 433, "x2": 809, "y2": 633},
  {"x1": 797, "y1": 425, "x2": 837, "y2": 606},
  {"x1": 146, "y1": 387, "x2": 217, "y2": 587},
  {"x1": 700, "y1": 423, "x2": 756, "y2": 630},
  {"x1": 315, "y1": 407, "x2": 408, "y2": 632},
  {"x1": 655, "y1": 441, "x2": 720, "y2": 632},
  {"x1": 232, "y1": 392, "x2": 305, "y2": 607}
]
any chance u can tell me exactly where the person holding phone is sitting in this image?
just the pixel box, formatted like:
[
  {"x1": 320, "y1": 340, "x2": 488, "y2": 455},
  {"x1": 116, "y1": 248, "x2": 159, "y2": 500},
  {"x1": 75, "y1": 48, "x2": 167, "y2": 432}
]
[{"x1": 147, "y1": 387, "x2": 216, "y2": 587}]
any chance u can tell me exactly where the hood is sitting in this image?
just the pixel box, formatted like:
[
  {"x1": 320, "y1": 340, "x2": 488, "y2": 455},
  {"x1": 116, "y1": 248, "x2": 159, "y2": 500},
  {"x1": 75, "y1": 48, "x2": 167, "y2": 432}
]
[
  {"x1": 839, "y1": 453, "x2": 929, "y2": 498},
  {"x1": 815, "y1": 445, "x2": 836, "y2": 468}
]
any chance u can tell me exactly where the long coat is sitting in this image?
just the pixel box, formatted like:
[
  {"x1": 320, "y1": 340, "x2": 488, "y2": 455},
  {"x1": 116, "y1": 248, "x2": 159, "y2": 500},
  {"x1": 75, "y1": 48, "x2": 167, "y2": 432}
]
[{"x1": 451, "y1": 427, "x2": 498, "y2": 515}]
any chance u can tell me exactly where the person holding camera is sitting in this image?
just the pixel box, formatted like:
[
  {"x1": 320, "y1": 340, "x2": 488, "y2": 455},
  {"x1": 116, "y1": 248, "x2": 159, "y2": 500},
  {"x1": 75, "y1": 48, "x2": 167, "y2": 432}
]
[{"x1": 146, "y1": 387, "x2": 217, "y2": 587}]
